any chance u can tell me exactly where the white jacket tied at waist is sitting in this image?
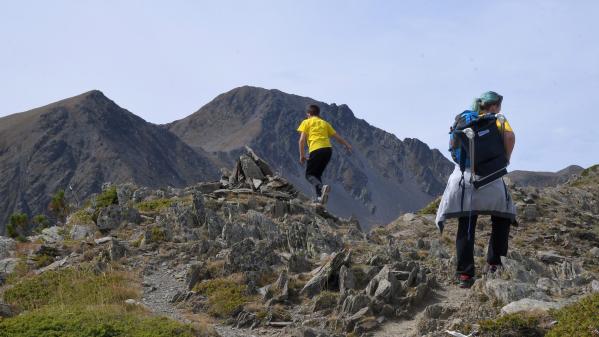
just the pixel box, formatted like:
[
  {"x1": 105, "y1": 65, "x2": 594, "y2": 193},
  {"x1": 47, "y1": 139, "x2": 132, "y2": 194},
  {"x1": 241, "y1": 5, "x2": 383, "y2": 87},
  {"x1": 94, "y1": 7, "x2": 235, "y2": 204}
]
[{"x1": 435, "y1": 166, "x2": 516, "y2": 232}]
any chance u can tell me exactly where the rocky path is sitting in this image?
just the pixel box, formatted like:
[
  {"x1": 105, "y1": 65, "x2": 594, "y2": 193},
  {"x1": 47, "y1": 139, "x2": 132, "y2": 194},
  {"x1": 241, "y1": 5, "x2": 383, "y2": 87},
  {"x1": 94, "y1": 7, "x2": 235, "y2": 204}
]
[
  {"x1": 140, "y1": 261, "x2": 278, "y2": 337},
  {"x1": 141, "y1": 263, "x2": 189, "y2": 322},
  {"x1": 375, "y1": 285, "x2": 469, "y2": 337}
]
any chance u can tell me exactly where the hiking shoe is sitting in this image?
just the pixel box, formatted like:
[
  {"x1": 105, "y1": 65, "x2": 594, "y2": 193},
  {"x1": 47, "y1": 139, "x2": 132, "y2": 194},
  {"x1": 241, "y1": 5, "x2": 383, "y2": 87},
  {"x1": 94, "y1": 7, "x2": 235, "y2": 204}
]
[
  {"x1": 320, "y1": 185, "x2": 331, "y2": 205},
  {"x1": 458, "y1": 274, "x2": 474, "y2": 289}
]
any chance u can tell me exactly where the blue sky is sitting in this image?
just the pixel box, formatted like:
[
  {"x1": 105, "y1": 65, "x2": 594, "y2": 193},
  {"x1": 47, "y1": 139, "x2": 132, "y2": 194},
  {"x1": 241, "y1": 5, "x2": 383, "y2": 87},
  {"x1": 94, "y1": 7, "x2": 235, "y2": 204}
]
[{"x1": 1, "y1": 1, "x2": 597, "y2": 171}]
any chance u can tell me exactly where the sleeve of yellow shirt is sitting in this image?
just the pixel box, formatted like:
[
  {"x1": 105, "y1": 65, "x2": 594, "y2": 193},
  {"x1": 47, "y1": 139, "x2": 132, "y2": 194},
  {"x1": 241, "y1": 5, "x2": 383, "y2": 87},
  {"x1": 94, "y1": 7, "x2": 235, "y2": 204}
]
[
  {"x1": 326, "y1": 122, "x2": 336, "y2": 136},
  {"x1": 297, "y1": 120, "x2": 307, "y2": 133},
  {"x1": 496, "y1": 118, "x2": 514, "y2": 132}
]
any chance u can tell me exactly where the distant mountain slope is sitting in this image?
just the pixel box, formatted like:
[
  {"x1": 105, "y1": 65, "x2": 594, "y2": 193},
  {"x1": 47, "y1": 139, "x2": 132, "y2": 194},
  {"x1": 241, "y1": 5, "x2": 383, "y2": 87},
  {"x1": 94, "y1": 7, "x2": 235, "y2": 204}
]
[
  {"x1": 169, "y1": 86, "x2": 454, "y2": 227},
  {"x1": 507, "y1": 165, "x2": 584, "y2": 188},
  {"x1": 0, "y1": 90, "x2": 217, "y2": 234}
]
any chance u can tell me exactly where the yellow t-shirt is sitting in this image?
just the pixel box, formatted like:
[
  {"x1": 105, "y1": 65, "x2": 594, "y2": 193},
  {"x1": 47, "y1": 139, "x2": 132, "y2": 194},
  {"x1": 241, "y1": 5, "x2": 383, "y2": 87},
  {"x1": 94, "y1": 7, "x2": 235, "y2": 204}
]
[
  {"x1": 297, "y1": 117, "x2": 336, "y2": 153},
  {"x1": 480, "y1": 113, "x2": 514, "y2": 132}
]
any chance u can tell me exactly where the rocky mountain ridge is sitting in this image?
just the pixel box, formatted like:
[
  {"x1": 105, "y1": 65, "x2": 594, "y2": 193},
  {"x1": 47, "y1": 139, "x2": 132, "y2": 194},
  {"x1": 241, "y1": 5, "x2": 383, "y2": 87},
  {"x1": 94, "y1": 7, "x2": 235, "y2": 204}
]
[
  {"x1": 169, "y1": 86, "x2": 454, "y2": 228},
  {"x1": 0, "y1": 90, "x2": 218, "y2": 234},
  {"x1": 507, "y1": 165, "x2": 584, "y2": 188},
  {"x1": 1, "y1": 86, "x2": 454, "y2": 233},
  {"x1": 0, "y1": 155, "x2": 597, "y2": 337}
]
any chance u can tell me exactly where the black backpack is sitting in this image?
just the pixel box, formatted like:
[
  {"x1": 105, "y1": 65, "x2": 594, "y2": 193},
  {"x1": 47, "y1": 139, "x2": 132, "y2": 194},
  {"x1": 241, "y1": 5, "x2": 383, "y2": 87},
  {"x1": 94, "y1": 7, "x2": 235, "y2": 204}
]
[{"x1": 450, "y1": 112, "x2": 509, "y2": 189}]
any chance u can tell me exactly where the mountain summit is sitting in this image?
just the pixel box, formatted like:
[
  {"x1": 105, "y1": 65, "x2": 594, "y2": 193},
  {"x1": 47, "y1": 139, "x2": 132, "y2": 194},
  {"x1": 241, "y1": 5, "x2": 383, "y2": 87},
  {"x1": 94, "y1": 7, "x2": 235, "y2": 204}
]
[
  {"x1": 0, "y1": 90, "x2": 217, "y2": 233},
  {"x1": 169, "y1": 86, "x2": 454, "y2": 227}
]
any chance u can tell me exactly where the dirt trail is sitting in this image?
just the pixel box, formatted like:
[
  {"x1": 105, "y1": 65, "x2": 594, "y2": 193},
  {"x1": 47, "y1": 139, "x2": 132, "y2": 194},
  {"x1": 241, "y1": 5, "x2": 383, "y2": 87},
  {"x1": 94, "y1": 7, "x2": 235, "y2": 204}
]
[{"x1": 375, "y1": 285, "x2": 469, "y2": 337}]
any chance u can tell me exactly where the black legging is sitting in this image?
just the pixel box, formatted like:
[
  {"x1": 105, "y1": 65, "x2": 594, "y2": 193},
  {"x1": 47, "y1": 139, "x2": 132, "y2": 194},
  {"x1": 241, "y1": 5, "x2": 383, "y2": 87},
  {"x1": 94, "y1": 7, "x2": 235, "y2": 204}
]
[
  {"x1": 305, "y1": 147, "x2": 332, "y2": 197},
  {"x1": 456, "y1": 215, "x2": 511, "y2": 277}
]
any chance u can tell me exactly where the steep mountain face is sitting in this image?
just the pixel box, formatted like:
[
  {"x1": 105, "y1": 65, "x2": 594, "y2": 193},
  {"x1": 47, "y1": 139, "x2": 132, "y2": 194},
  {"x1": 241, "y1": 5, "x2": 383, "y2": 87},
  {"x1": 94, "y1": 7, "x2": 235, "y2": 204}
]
[
  {"x1": 0, "y1": 90, "x2": 217, "y2": 234},
  {"x1": 507, "y1": 165, "x2": 584, "y2": 188},
  {"x1": 169, "y1": 86, "x2": 454, "y2": 228}
]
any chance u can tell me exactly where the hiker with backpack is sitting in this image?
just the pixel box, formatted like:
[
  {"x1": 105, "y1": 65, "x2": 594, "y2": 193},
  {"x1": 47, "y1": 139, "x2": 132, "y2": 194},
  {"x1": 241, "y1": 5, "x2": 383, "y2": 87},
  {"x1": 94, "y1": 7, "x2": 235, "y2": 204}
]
[
  {"x1": 297, "y1": 104, "x2": 352, "y2": 205},
  {"x1": 435, "y1": 91, "x2": 516, "y2": 288}
]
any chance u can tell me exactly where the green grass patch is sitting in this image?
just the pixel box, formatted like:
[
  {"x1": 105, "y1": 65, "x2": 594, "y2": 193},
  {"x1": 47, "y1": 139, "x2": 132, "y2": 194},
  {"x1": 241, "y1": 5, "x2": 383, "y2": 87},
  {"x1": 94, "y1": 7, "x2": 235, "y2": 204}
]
[
  {"x1": 546, "y1": 293, "x2": 599, "y2": 337},
  {"x1": 193, "y1": 278, "x2": 250, "y2": 318},
  {"x1": 479, "y1": 312, "x2": 544, "y2": 337},
  {"x1": 0, "y1": 305, "x2": 207, "y2": 337},
  {"x1": 418, "y1": 197, "x2": 441, "y2": 215},
  {"x1": 135, "y1": 198, "x2": 174, "y2": 212},
  {"x1": 4, "y1": 267, "x2": 139, "y2": 311},
  {"x1": 96, "y1": 187, "x2": 119, "y2": 208},
  {"x1": 68, "y1": 209, "x2": 95, "y2": 225},
  {"x1": 570, "y1": 164, "x2": 599, "y2": 187}
]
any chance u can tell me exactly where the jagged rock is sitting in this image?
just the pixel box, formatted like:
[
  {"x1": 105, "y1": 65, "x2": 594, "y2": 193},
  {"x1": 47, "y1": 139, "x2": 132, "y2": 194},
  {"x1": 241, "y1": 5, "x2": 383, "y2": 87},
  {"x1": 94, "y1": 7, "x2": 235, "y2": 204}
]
[
  {"x1": 536, "y1": 277, "x2": 561, "y2": 294},
  {"x1": 206, "y1": 211, "x2": 224, "y2": 240},
  {"x1": 341, "y1": 293, "x2": 371, "y2": 315},
  {"x1": 186, "y1": 263, "x2": 209, "y2": 290},
  {"x1": 365, "y1": 265, "x2": 402, "y2": 304},
  {"x1": 0, "y1": 301, "x2": 13, "y2": 318},
  {"x1": 313, "y1": 292, "x2": 338, "y2": 312},
  {"x1": 239, "y1": 155, "x2": 265, "y2": 183},
  {"x1": 116, "y1": 184, "x2": 135, "y2": 206},
  {"x1": 70, "y1": 225, "x2": 95, "y2": 240},
  {"x1": 246, "y1": 210, "x2": 283, "y2": 244},
  {"x1": 288, "y1": 253, "x2": 312, "y2": 273},
  {"x1": 588, "y1": 247, "x2": 599, "y2": 258},
  {"x1": 306, "y1": 225, "x2": 343, "y2": 258},
  {"x1": 501, "y1": 256, "x2": 537, "y2": 283},
  {"x1": 339, "y1": 265, "x2": 356, "y2": 294},
  {"x1": 132, "y1": 187, "x2": 149, "y2": 203},
  {"x1": 483, "y1": 279, "x2": 549, "y2": 304},
  {"x1": 0, "y1": 258, "x2": 18, "y2": 274},
  {"x1": 429, "y1": 239, "x2": 449, "y2": 259},
  {"x1": 301, "y1": 250, "x2": 348, "y2": 298},
  {"x1": 501, "y1": 298, "x2": 563, "y2": 314},
  {"x1": 192, "y1": 191, "x2": 206, "y2": 224},
  {"x1": 195, "y1": 182, "x2": 221, "y2": 194},
  {"x1": 270, "y1": 270, "x2": 290, "y2": 302},
  {"x1": 289, "y1": 326, "x2": 334, "y2": 337},
  {"x1": 537, "y1": 250, "x2": 566, "y2": 264},
  {"x1": 353, "y1": 316, "x2": 379, "y2": 334},
  {"x1": 423, "y1": 304, "x2": 457, "y2": 320},
  {"x1": 95, "y1": 236, "x2": 113, "y2": 244},
  {"x1": 553, "y1": 260, "x2": 583, "y2": 280},
  {"x1": 108, "y1": 239, "x2": 127, "y2": 261},
  {"x1": 36, "y1": 256, "x2": 69, "y2": 274},
  {"x1": 345, "y1": 306, "x2": 372, "y2": 332},
  {"x1": 236, "y1": 310, "x2": 259, "y2": 329},
  {"x1": 270, "y1": 200, "x2": 289, "y2": 218},
  {"x1": 287, "y1": 221, "x2": 307, "y2": 253},
  {"x1": 222, "y1": 222, "x2": 246, "y2": 245},
  {"x1": 0, "y1": 237, "x2": 16, "y2": 259},
  {"x1": 225, "y1": 238, "x2": 279, "y2": 273},
  {"x1": 41, "y1": 226, "x2": 64, "y2": 243},
  {"x1": 590, "y1": 279, "x2": 599, "y2": 293},
  {"x1": 523, "y1": 204, "x2": 538, "y2": 221},
  {"x1": 96, "y1": 205, "x2": 123, "y2": 231}
]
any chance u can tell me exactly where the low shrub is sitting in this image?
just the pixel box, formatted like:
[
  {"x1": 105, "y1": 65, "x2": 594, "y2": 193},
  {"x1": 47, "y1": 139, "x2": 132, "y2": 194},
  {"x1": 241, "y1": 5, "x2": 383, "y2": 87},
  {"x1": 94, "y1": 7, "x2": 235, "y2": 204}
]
[
  {"x1": 546, "y1": 293, "x2": 599, "y2": 337},
  {"x1": 193, "y1": 278, "x2": 250, "y2": 318},
  {"x1": 135, "y1": 198, "x2": 174, "y2": 212},
  {"x1": 96, "y1": 187, "x2": 119, "y2": 208},
  {"x1": 418, "y1": 197, "x2": 441, "y2": 215},
  {"x1": 4, "y1": 267, "x2": 139, "y2": 311},
  {"x1": 479, "y1": 312, "x2": 544, "y2": 337},
  {"x1": 0, "y1": 306, "x2": 206, "y2": 337}
]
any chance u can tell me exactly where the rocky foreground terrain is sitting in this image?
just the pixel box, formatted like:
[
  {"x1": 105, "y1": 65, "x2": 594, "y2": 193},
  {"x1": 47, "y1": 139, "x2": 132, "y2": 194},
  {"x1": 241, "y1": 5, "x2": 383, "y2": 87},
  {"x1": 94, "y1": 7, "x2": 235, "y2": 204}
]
[{"x1": 0, "y1": 152, "x2": 597, "y2": 337}]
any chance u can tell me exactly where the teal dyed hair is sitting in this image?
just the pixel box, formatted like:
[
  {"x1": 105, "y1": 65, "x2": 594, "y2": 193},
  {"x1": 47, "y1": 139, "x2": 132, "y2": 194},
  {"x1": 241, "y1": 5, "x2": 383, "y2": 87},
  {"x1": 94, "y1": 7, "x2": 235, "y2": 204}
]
[{"x1": 472, "y1": 91, "x2": 503, "y2": 112}]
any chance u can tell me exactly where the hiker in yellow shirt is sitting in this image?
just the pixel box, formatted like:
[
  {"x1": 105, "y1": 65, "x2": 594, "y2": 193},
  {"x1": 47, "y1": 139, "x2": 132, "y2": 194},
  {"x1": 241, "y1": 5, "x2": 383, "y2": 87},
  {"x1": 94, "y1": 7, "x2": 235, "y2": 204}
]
[{"x1": 297, "y1": 104, "x2": 352, "y2": 204}]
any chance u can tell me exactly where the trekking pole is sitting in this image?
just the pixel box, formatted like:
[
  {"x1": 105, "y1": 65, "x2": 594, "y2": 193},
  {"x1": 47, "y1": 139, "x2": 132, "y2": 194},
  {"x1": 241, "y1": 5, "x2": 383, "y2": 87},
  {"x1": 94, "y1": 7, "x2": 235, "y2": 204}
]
[{"x1": 463, "y1": 128, "x2": 476, "y2": 240}]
